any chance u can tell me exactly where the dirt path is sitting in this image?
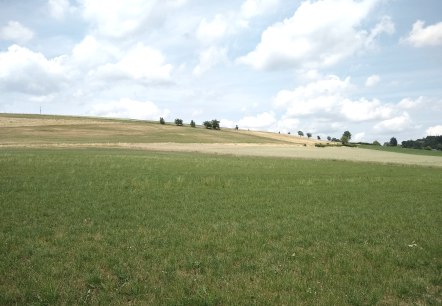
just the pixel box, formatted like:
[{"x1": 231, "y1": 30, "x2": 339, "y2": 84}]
[{"x1": 1, "y1": 142, "x2": 441, "y2": 168}]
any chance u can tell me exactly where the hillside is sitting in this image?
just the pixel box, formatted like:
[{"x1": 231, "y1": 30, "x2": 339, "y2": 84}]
[
  {"x1": 0, "y1": 113, "x2": 313, "y2": 146},
  {"x1": 1, "y1": 113, "x2": 441, "y2": 167}
]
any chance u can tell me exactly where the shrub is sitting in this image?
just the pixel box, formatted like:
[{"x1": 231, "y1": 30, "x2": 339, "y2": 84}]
[
  {"x1": 373, "y1": 140, "x2": 381, "y2": 146},
  {"x1": 174, "y1": 118, "x2": 183, "y2": 126},
  {"x1": 160, "y1": 117, "x2": 165, "y2": 125},
  {"x1": 190, "y1": 120, "x2": 196, "y2": 128}
]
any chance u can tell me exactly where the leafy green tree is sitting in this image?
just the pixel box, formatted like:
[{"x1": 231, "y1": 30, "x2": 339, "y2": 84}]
[
  {"x1": 327, "y1": 136, "x2": 331, "y2": 141},
  {"x1": 159, "y1": 117, "x2": 165, "y2": 125},
  {"x1": 389, "y1": 137, "x2": 398, "y2": 146},
  {"x1": 307, "y1": 132, "x2": 312, "y2": 139},
  {"x1": 203, "y1": 121, "x2": 212, "y2": 129},
  {"x1": 298, "y1": 131, "x2": 304, "y2": 137},
  {"x1": 174, "y1": 118, "x2": 183, "y2": 126},
  {"x1": 211, "y1": 119, "x2": 220, "y2": 130},
  {"x1": 373, "y1": 140, "x2": 381, "y2": 146},
  {"x1": 343, "y1": 130, "x2": 351, "y2": 140},
  {"x1": 341, "y1": 135, "x2": 349, "y2": 145},
  {"x1": 190, "y1": 120, "x2": 196, "y2": 127}
]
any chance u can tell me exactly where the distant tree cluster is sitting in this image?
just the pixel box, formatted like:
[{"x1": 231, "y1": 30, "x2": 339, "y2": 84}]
[
  {"x1": 402, "y1": 136, "x2": 442, "y2": 151},
  {"x1": 159, "y1": 118, "x2": 221, "y2": 129},
  {"x1": 203, "y1": 119, "x2": 220, "y2": 130}
]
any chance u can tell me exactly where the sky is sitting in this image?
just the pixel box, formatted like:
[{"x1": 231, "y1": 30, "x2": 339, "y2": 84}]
[{"x1": 0, "y1": 0, "x2": 441, "y2": 143}]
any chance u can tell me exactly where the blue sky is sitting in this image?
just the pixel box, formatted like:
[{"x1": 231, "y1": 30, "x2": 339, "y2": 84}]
[{"x1": 0, "y1": 0, "x2": 441, "y2": 142}]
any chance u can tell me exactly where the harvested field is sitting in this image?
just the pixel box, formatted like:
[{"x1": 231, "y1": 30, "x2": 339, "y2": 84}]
[{"x1": 1, "y1": 142, "x2": 441, "y2": 167}]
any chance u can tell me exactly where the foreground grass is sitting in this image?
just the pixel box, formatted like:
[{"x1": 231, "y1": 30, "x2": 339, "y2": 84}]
[
  {"x1": 0, "y1": 148, "x2": 441, "y2": 305},
  {"x1": 359, "y1": 144, "x2": 442, "y2": 157}
]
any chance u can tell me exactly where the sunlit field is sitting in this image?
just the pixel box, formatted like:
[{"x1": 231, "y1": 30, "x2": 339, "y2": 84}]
[{"x1": 1, "y1": 148, "x2": 440, "y2": 305}]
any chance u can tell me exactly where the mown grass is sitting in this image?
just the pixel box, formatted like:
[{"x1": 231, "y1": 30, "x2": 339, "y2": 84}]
[
  {"x1": 359, "y1": 144, "x2": 442, "y2": 157},
  {"x1": 0, "y1": 113, "x2": 287, "y2": 144},
  {"x1": 0, "y1": 148, "x2": 441, "y2": 305}
]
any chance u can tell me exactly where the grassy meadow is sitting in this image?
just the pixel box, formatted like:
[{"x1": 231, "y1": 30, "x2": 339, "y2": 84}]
[{"x1": 1, "y1": 148, "x2": 441, "y2": 305}]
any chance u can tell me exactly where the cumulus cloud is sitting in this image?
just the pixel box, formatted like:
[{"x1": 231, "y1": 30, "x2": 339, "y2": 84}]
[
  {"x1": 426, "y1": 125, "x2": 442, "y2": 136},
  {"x1": 193, "y1": 47, "x2": 228, "y2": 76},
  {"x1": 48, "y1": 0, "x2": 74, "y2": 20},
  {"x1": 240, "y1": 0, "x2": 279, "y2": 19},
  {"x1": 274, "y1": 75, "x2": 351, "y2": 116},
  {"x1": 365, "y1": 74, "x2": 380, "y2": 87},
  {"x1": 91, "y1": 44, "x2": 173, "y2": 83},
  {"x1": 238, "y1": 0, "x2": 394, "y2": 70},
  {"x1": 340, "y1": 98, "x2": 393, "y2": 121},
  {"x1": 196, "y1": 15, "x2": 229, "y2": 44},
  {"x1": 373, "y1": 112, "x2": 414, "y2": 133},
  {"x1": 238, "y1": 112, "x2": 276, "y2": 129},
  {"x1": 403, "y1": 20, "x2": 442, "y2": 47},
  {"x1": 88, "y1": 98, "x2": 170, "y2": 120},
  {"x1": 0, "y1": 21, "x2": 34, "y2": 44},
  {"x1": 80, "y1": 0, "x2": 186, "y2": 38},
  {"x1": 0, "y1": 45, "x2": 66, "y2": 95}
]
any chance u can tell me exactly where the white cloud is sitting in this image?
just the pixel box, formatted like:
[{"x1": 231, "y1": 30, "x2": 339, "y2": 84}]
[
  {"x1": 196, "y1": 15, "x2": 228, "y2": 44},
  {"x1": 373, "y1": 112, "x2": 414, "y2": 133},
  {"x1": 193, "y1": 47, "x2": 228, "y2": 76},
  {"x1": 340, "y1": 98, "x2": 393, "y2": 121},
  {"x1": 88, "y1": 98, "x2": 170, "y2": 120},
  {"x1": 238, "y1": 0, "x2": 392, "y2": 70},
  {"x1": 241, "y1": 0, "x2": 279, "y2": 19},
  {"x1": 238, "y1": 112, "x2": 276, "y2": 129},
  {"x1": 426, "y1": 125, "x2": 442, "y2": 136},
  {"x1": 71, "y1": 35, "x2": 119, "y2": 68},
  {"x1": 403, "y1": 20, "x2": 442, "y2": 47},
  {"x1": 353, "y1": 132, "x2": 366, "y2": 142},
  {"x1": 274, "y1": 75, "x2": 351, "y2": 116},
  {"x1": 366, "y1": 15, "x2": 395, "y2": 47},
  {"x1": 365, "y1": 74, "x2": 380, "y2": 87},
  {"x1": 0, "y1": 21, "x2": 34, "y2": 44},
  {"x1": 92, "y1": 44, "x2": 173, "y2": 83},
  {"x1": 48, "y1": 0, "x2": 73, "y2": 20},
  {"x1": 0, "y1": 45, "x2": 66, "y2": 95},
  {"x1": 397, "y1": 96, "x2": 424, "y2": 109},
  {"x1": 80, "y1": 0, "x2": 186, "y2": 38}
]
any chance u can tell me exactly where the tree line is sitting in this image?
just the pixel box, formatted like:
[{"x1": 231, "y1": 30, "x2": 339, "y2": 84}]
[{"x1": 401, "y1": 136, "x2": 442, "y2": 151}]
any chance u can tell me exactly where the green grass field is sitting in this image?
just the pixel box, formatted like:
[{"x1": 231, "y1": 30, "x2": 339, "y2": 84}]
[{"x1": 1, "y1": 148, "x2": 441, "y2": 305}]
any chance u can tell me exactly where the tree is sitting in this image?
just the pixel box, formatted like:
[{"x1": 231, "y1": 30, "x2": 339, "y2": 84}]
[
  {"x1": 307, "y1": 132, "x2": 312, "y2": 139},
  {"x1": 203, "y1": 121, "x2": 212, "y2": 129},
  {"x1": 327, "y1": 136, "x2": 331, "y2": 141},
  {"x1": 373, "y1": 140, "x2": 381, "y2": 146},
  {"x1": 235, "y1": 125, "x2": 239, "y2": 130},
  {"x1": 190, "y1": 120, "x2": 196, "y2": 128},
  {"x1": 203, "y1": 119, "x2": 220, "y2": 130},
  {"x1": 159, "y1": 117, "x2": 165, "y2": 125},
  {"x1": 174, "y1": 118, "x2": 183, "y2": 126},
  {"x1": 298, "y1": 131, "x2": 304, "y2": 137},
  {"x1": 317, "y1": 136, "x2": 321, "y2": 140},
  {"x1": 341, "y1": 135, "x2": 349, "y2": 145},
  {"x1": 390, "y1": 137, "x2": 398, "y2": 147},
  {"x1": 343, "y1": 130, "x2": 351, "y2": 140},
  {"x1": 211, "y1": 119, "x2": 220, "y2": 130}
]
